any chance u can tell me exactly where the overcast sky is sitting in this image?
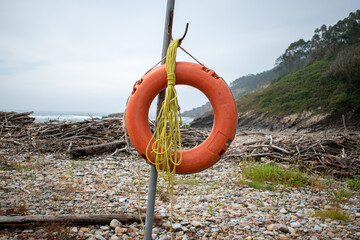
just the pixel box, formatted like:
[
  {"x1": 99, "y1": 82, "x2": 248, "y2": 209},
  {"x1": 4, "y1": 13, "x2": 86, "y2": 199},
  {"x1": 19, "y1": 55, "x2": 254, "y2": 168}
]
[{"x1": 1, "y1": 0, "x2": 359, "y2": 115}]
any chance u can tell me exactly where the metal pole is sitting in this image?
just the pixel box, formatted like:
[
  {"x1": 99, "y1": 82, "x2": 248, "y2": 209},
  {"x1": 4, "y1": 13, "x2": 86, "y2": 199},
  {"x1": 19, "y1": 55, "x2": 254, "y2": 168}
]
[
  {"x1": 144, "y1": 0, "x2": 175, "y2": 239},
  {"x1": 144, "y1": 165, "x2": 158, "y2": 240}
]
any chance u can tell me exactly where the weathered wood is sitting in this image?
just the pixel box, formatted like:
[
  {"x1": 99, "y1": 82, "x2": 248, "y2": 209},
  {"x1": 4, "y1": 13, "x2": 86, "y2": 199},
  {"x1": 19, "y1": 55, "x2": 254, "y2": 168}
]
[
  {"x1": 0, "y1": 111, "x2": 34, "y2": 119},
  {"x1": 0, "y1": 111, "x2": 35, "y2": 125},
  {"x1": 0, "y1": 112, "x2": 207, "y2": 154},
  {"x1": 1, "y1": 111, "x2": 359, "y2": 177},
  {"x1": 68, "y1": 140, "x2": 127, "y2": 158},
  {"x1": 269, "y1": 144, "x2": 291, "y2": 154},
  {"x1": 225, "y1": 131, "x2": 360, "y2": 177},
  {"x1": 0, "y1": 214, "x2": 143, "y2": 229}
]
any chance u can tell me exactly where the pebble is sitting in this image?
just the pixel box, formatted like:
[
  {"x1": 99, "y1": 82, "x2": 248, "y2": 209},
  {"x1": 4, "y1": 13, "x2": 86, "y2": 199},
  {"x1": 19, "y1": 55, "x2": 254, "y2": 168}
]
[
  {"x1": 115, "y1": 227, "x2": 127, "y2": 234},
  {"x1": 79, "y1": 227, "x2": 90, "y2": 233},
  {"x1": 277, "y1": 234, "x2": 289, "y2": 240},
  {"x1": 267, "y1": 224, "x2": 277, "y2": 231},
  {"x1": 100, "y1": 226, "x2": 110, "y2": 231},
  {"x1": 278, "y1": 226, "x2": 290, "y2": 234},
  {"x1": 279, "y1": 207, "x2": 288, "y2": 214},
  {"x1": 247, "y1": 203, "x2": 257, "y2": 211},
  {"x1": 0, "y1": 146, "x2": 359, "y2": 239},
  {"x1": 172, "y1": 223, "x2": 182, "y2": 231},
  {"x1": 95, "y1": 235, "x2": 106, "y2": 240},
  {"x1": 190, "y1": 221, "x2": 202, "y2": 228},
  {"x1": 327, "y1": 231, "x2": 335, "y2": 238},
  {"x1": 290, "y1": 221, "x2": 301, "y2": 228},
  {"x1": 314, "y1": 225, "x2": 323, "y2": 232},
  {"x1": 288, "y1": 227, "x2": 296, "y2": 235},
  {"x1": 110, "y1": 219, "x2": 121, "y2": 228}
]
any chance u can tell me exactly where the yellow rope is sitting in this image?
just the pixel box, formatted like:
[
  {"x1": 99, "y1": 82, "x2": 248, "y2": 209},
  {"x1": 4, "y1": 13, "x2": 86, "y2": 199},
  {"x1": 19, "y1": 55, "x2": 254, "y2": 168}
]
[
  {"x1": 146, "y1": 38, "x2": 183, "y2": 239},
  {"x1": 146, "y1": 38, "x2": 183, "y2": 177}
]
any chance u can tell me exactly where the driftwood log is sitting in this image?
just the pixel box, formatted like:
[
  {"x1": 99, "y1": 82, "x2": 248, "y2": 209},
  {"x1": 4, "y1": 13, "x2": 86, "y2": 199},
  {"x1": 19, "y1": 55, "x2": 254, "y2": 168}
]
[
  {"x1": 0, "y1": 214, "x2": 143, "y2": 229},
  {"x1": 68, "y1": 140, "x2": 126, "y2": 158}
]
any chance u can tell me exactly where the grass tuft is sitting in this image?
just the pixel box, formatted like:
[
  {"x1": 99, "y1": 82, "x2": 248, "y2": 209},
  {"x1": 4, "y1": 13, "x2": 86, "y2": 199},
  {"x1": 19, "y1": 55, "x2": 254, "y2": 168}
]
[
  {"x1": 330, "y1": 189, "x2": 353, "y2": 203},
  {"x1": 70, "y1": 160, "x2": 90, "y2": 167},
  {"x1": 313, "y1": 208, "x2": 351, "y2": 222},
  {"x1": 176, "y1": 176, "x2": 200, "y2": 186},
  {"x1": 241, "y1": 163, "x2": 309, "y2": 188},
  {"x1": 347, "y1": 177, "x2": 360, "y2": 192}
]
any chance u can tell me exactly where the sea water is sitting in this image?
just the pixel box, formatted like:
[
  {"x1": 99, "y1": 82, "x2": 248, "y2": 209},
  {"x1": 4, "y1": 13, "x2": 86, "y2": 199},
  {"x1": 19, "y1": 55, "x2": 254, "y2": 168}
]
[
  {"x1": 30, "y1": 111, "x2": 194, "y2": 124},
  {"x1": 30, "y1": 111, "x2": 108, "y2": 122}
]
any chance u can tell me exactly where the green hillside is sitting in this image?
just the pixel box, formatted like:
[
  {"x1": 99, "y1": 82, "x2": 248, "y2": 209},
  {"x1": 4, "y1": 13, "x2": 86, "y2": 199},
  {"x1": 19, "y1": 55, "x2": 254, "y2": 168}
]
[
  {"x1": 237, "y1": 10, "x2": 360, "y2": 117},
  {"x1": 230, "y1": 69, "x2": 279, "y2": 99},
  {"x1": 190, "y1": 10, "x2": 360, "y2": 129},
  {"x1": 182, "y1": 68, "x2": 278, "y2": 118}
]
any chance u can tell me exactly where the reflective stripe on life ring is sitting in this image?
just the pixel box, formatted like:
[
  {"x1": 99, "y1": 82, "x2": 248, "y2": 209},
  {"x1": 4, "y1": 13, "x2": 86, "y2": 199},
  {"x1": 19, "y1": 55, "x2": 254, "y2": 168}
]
[{"x1": 125, "y1": 62, "x2": 237, "y2": 174}]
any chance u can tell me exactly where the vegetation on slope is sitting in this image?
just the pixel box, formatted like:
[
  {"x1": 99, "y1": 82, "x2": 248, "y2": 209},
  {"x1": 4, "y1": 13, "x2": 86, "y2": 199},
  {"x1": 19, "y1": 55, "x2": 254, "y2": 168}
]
[
  {"x1": 182, "y1": 68, "x2": 279, "y2": 117},
  {"x1": 237, "y1": 10, "x2": 360, "y2": 117},
  {"x1": 189, "y1": 10, "x2": 360, "y2": 127}
]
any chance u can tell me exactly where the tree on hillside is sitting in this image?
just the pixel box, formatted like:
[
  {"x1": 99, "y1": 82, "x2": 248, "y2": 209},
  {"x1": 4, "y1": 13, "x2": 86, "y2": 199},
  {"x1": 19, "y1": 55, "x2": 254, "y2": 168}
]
[
  {"x1": 306, "y1": 10, "x2": 360, "y2": 65},
  {"x1": 306, "y1": 24, "x2": 328, "y2": 63},
  {"x1": 275, "y1": 38, "x2": 311, "y2": 74}
]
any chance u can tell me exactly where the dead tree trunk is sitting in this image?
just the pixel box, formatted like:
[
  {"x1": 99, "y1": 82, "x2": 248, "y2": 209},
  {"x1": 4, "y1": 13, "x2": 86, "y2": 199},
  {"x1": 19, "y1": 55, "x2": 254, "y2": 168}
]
[
  {"x1": 68, "y1": 140, "x2": 126, "y2": 158},
  {"x1": 0, "y1": 214, "x2": 143, "y2": 229}
]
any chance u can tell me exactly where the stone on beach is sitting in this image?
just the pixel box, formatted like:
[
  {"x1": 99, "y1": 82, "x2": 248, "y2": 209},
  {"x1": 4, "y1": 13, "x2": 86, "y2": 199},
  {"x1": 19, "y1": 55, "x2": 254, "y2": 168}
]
[{"x1": 110, "y1": 219, "x2": 121, "y2": 229}]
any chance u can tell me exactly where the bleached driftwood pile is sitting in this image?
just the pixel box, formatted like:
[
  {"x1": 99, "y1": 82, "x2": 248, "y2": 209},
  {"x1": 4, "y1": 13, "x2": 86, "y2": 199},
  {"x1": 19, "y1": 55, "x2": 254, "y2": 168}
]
[
  {"x1": 0, "y1": 111, "x2": 35, "y2": 130},
  {"x1": 0, "y1": 111, "x2": 207, "y2": 157},
  {"x1": 1, "y1": 111, "x2": 359, "y2": 177},
  {"x1": 226, "y1": 131, "x2": 360, "y2": 177}
]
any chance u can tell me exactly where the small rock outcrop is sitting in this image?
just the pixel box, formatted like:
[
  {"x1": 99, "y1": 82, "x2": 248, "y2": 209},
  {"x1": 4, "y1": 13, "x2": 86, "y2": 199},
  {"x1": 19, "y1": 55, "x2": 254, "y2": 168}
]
[{"x1": 190, "y1": 109, "x2": 360, "y2": 131}]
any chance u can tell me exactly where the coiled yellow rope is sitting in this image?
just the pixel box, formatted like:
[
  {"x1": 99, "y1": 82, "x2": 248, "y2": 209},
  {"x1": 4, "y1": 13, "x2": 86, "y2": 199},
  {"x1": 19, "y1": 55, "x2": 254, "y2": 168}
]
[
  {"x1": 146, "y1": 38, "x2": 183, "y2": 178},
  {"x1": 146, "y1": 38, "x2": 183, "y2": 239}
]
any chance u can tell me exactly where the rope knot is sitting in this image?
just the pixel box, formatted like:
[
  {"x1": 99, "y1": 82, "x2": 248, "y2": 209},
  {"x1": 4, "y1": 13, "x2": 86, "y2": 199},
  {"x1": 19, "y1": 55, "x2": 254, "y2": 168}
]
[{"x1": 167, "y1": 73, "x2": 176, "y2": 86}]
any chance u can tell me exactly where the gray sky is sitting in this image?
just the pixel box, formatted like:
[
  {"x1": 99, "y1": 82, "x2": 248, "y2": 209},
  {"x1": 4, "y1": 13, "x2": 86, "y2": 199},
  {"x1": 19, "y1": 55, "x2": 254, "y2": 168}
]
[{"x1": 1, "y1": 0, "x2": 359, "y2": 115}]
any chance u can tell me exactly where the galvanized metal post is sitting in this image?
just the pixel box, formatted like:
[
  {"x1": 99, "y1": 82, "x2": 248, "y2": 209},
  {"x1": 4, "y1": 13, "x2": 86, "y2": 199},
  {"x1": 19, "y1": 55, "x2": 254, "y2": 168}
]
[{"x1": 144, "y1": 0, "x2": 175, "y2": 239}]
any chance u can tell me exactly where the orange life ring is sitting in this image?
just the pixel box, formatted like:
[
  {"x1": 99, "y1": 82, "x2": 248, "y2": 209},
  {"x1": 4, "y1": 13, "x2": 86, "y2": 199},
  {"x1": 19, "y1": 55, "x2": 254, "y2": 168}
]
[{"x1": 125, "y1": 62, "x2": 237, "y2": 174}]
